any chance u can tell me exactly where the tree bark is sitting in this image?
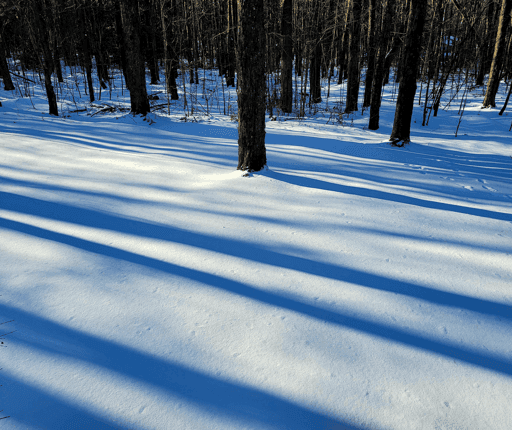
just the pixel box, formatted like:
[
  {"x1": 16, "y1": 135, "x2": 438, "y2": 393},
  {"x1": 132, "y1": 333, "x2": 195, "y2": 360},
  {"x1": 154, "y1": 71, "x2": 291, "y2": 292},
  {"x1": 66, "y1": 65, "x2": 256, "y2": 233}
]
[
  {"x1": 236, "y1": 0, "x2": 267, "y2": 172},
  {"x1": 225, "y1": 0, "x2": 237, "y2": 87},
  {"x1": 76, "y1": 0, "x2": 95, "y2": 103},
  {"x1": 160, "y1": 0, "x2": 179, "y2": 100},
  {"x1": 345, "y1": 0, "x2": 362, "y2": 113},
  {"x1": 309, "y1": 0, "x2": 322, "y2": 104},
  {"x1": 144, "y1": 2, "x2": 160, "y2": 85},
  {"x1": 280, "y1": 0, "x2": 293, "y2": 113},
  {"x1": 368, "y1": 0, "x2": 395, "y2": 130},
  {"x1": 483, "y1": 0, "x2": 512, "y2": 108},
  {"x1": 0, "y1": 37, "x2": 15, "y2": 91},
  {"x1": 389, "y1": 0, "x2": 427, "y2": 145},
  {"x1": 28, "y1": 0, "x2": 59, "y2": 116},
  {"x1": 363, "y1": 0, "x2": 377, "y2": 108},
  {"x1": 119, "y1": 0, "x2": 150, "y2": 116}
]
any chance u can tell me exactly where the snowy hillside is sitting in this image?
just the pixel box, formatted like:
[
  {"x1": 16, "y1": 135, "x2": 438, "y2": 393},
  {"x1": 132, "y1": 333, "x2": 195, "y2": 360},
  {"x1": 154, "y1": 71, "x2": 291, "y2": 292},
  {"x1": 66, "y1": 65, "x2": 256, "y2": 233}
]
[{"x1": 1, "y1": 70, "x2": 512, "y2": 430}]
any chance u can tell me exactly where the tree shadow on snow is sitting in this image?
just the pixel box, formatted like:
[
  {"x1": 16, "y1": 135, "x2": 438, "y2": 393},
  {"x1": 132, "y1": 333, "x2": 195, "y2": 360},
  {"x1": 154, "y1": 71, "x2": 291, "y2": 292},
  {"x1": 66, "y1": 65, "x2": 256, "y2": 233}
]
[
  {"x1": 263, "y1": 171, "x2": 512, "y2": 223},
  {"x1": 1, "y1": 191, "x2": 510, "y2": 324},
  {"x1": 1, "y1": 304, "x2": 367, "y2": 430},
  {"x1": 1, "y1": 208, "x2": 511, "y2": 381}
]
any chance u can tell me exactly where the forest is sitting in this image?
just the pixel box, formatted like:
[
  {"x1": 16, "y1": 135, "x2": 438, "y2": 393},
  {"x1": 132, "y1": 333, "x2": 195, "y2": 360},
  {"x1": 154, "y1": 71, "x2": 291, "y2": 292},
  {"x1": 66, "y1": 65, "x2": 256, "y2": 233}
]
[
  {"x1": 1, "y1": 1, "x2": 512, "y2": 429},
  {"x1": 1, "y1": 0, "x2": 512, "y2": 160}
]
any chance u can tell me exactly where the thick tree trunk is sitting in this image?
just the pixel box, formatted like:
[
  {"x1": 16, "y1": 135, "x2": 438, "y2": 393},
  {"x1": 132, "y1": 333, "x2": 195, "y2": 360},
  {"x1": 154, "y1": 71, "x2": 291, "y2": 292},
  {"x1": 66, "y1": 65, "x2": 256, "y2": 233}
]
[
  {"x1": 389, "y1": 0, "x2": 427, "y2": 145},
  {"x1": 280, "y1": 0, "x2": 293, "y2": 113},
  {"x1": 237, "y1": 0, "x2": 267, "y2": 172},
  {"x1": 345, "y1": 0, "x2": 362, "y2": 113},
  {"x1": 483, "y1": 0, "x2": 512, "y2": 108},
  {"x1": 119, "y1": 0, "x2": 150, "y2": 116}
]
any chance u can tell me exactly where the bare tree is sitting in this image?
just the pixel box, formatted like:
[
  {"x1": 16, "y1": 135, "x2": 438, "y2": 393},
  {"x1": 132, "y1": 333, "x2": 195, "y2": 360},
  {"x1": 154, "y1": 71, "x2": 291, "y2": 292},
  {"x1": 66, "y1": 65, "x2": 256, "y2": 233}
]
[
  {"x1": 236, "y1": 0, "x2": 267, "y2": 172},
  {"x1": 483, "y1": 0, "x2": 512, "y2": 108},
  {"x1": 160, "y1": 0, "x2": 179, "y2": 100},
  {"x1": 344, "y1": 0, "x2": 362, "y2": 113},
  {"x1": 119, "y1": 0, "x2": 150, "y2": 115},
  {"x1": 24, "y1": 0, "x2": 59, "y2": 116},
  {"x1": 280, "y1": 0, "x2": 293, "y2": 113},
  {"x1": 368, "y1": 0, "x2": 396, "y2": 130},
  {"x1": 389, "y1": 0, "x2": 427, "y2": 145}
]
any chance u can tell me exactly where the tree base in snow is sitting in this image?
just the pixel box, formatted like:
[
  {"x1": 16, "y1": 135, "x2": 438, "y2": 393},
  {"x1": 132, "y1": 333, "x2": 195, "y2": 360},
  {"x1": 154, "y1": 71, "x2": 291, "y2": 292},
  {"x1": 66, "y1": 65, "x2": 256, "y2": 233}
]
[{"x1": 389, "y1": 138, "x2": 409, "y2": 147}]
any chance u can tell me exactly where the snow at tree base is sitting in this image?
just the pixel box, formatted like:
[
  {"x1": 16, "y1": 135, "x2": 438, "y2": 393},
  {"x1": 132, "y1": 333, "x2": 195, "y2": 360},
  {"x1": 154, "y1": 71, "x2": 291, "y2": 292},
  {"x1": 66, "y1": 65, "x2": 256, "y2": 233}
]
[{"x1": 1, "y1": 68, "x2": 512, "y2": 430}]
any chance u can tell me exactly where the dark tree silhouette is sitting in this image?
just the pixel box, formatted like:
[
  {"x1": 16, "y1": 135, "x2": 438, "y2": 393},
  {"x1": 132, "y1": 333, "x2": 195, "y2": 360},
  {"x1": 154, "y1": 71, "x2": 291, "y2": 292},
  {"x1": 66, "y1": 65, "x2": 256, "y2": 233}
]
[
  {"x1": 119, "y1": 0, "x2": 150, "y2": 116},
  {"x1": 389, "y1": 0, "x2": 428, "y2": 145},
  {"x1": 236, "y1": 0, "x2": 267, "y2": 172}
]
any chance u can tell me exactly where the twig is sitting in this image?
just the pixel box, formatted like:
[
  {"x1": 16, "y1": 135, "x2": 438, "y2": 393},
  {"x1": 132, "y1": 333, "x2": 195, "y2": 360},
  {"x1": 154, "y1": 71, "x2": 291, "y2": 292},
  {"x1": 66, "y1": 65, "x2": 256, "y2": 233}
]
[
  {"x1": 10, "y1": 72, "x2": 36, "y2": 83},
  {"x1": 90, "y1": 106, "x2": 117, "y2": 117}
]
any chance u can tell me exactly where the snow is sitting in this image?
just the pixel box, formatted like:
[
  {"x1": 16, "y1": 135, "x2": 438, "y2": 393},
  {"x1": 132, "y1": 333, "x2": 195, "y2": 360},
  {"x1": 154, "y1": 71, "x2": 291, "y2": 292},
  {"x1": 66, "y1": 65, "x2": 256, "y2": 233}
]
[{"x1": 1, "y1": 69, "x2": 512, "y2": 430}]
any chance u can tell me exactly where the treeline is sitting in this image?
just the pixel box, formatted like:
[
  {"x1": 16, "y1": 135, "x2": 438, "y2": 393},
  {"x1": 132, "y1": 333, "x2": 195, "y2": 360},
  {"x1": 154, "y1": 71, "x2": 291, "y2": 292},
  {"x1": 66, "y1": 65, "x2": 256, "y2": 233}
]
[{"x1": 0, "y1": 0, "x2": 511, "y2": 139}]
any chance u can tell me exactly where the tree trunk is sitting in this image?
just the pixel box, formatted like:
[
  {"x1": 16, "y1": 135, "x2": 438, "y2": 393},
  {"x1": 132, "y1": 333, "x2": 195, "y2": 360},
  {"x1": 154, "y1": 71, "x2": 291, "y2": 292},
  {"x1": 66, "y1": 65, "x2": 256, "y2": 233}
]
[
  {"x1": 28, "y1": 0, "x2": 59, "y2": 116},
  {"x1": 78, "y1": 1, "x2": 95, "y2": 102},
  {"x1": 160, "y1": 0, "x2": 179, "y2": 100},
  {"x1": 90, "y1": 3, "x2": 109, "y2": 89},
  {"x1": 119, "y1": 0, "x2": 150, "y2": 116},
  {"x1": 114, "y1": 0, "x2": 128, "y2": 85},
  {"x1": 345, "y1": 0, "x2": 362, "y2": 113},
  {"x1": 368, "y1": 0, "x2": 395, "y2": 130},
  {"x1": 483, "y1": 0, "x2": 512, "y2": 108},
  {"x1": 280, "y1": 0, "x2": 293, "y2": 113},
  {"x1": 337, "y1": 2, "x2": 350, "y2": 84},
  {"x1": 0, "y1": 39, "x2": 15, "y2": 91},
  {"x1": 363, "y1": 0, "x2": 377, "y2": 108},
  {"x1": 309, "y1": 0, "x2": 322, "y2": 104},
  {"x1": 225, "y1": 0, "x2": 237, "y2": 87},
  {"x1": 144, "y1": 3, "x2": 160, "y2": 85},
  {"x1": 389, "y1": 0, "x2": 427, "y2": 145},
  {"x1": 237, "y1": 0, "x2": 267, "y2": 172},
  {"x1": 476, "y1": 1, "x2": 497, "y2": 86}
]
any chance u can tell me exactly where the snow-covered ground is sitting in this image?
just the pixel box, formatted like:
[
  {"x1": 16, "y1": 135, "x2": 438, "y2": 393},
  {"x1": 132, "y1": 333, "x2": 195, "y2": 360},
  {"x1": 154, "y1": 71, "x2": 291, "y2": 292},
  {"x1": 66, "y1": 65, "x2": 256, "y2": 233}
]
[{"x1": 1, "y1": 68, "x2": 512, "y2": 430}]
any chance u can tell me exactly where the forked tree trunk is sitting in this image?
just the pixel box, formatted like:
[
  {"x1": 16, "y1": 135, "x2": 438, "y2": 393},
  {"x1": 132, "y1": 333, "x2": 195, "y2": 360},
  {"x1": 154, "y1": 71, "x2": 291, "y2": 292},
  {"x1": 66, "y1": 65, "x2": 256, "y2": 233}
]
[
  {"x1": 237, "y1": 0, "x2": 267, "y2": 172},
  {"x1": 389, "y1": 0, "x2": 427, "y2": 145}
]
